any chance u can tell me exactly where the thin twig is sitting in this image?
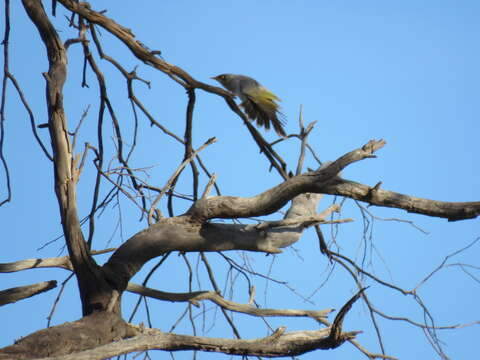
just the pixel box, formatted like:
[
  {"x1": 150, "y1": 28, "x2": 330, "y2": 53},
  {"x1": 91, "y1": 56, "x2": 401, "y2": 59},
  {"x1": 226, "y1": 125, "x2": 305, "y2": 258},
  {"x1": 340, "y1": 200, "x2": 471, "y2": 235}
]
[{"x1": 148, "y1": 137, "x2": 216, "y2": 225}]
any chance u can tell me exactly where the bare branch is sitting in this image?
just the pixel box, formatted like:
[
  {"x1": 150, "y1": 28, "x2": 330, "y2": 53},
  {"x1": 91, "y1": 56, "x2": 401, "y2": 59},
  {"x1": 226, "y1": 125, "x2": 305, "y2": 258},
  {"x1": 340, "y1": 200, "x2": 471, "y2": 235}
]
[
  {"x1": 295, "y1": 106, "x2": 317, "y2": 176},
  {"x1": 147, "y1": 137, "x2": 217, "y2": 225},
  {"x1": 0, "y1": 256, "x2": 72, "y2": 272},
  {"x1": 104, "y1": 192, "x2": 323, "y2": 290},
  {"x1": 187, "y1": 139, "x2": 386, "y2": 221},
  {"x1": 323, "y1": 178, "x2": 480, "y2": 221},
  {"x1": 0, "y1": 312, "x2": 139, "y2": 359},
  {"x1": 47, "y1": 273, "x2": 74, "y2": 327},
  {"x1": 201, "y1": 173, "x2": 217, "y2": 199},
  {"x1": 248, "y1": 203, "x2": 346, "y2": 231},
  {"x1": 0, "y1": 0, "x2": 12, "y2": 207},
  {"x1": 0, "y1": 281, "x2": 57, "y2": 306},
  {"x1": 126, "y1": 282, "x2": 332, "y2": 320},
  {"x1": 0, "y1": 249, "x2": 115, "y2": 273},
  {"x1": 35, "y1": 326, "x2": 357, "y2": 360},
  {"x1": 328, "y1": 288, "x2": 366, "y2": 343},
  {"x1": 199, "y1": 252, "x2": 241, "y2": 338},
  {"x1": 414, "y1": 236, "x2": 480, "y2": 291},
  {"x1": 6, "y1": 73, "x2": 53, "y2": 161}
]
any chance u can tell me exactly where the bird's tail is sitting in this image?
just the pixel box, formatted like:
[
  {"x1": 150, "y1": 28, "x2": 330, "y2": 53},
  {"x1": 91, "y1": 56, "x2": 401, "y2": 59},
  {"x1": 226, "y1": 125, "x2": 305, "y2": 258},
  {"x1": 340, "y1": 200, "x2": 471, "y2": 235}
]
[{"x1": 241, "y1": 88, "x2": 286, "y2": 137}]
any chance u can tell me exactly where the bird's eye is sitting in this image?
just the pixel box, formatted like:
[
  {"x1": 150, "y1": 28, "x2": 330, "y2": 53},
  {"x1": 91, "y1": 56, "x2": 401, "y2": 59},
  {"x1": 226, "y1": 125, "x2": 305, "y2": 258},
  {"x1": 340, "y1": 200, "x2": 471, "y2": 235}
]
[{"x1": 220, "y1": 75, "x2": 225, "y2": 80}]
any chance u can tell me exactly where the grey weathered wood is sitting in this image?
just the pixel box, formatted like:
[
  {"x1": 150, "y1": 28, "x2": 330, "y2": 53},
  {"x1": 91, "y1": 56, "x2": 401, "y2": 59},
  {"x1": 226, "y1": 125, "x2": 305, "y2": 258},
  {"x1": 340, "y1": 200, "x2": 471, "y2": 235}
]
[{"x1": 0, "y1": 281, "x2": 57, "y2": 306}]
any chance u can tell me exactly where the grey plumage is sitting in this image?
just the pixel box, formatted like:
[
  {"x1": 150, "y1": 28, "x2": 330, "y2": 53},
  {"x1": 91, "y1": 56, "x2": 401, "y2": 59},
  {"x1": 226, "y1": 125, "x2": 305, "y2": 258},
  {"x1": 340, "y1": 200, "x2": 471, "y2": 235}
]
[{"x1": 212, "y1": 74, "x2": 286, "y2": 137}]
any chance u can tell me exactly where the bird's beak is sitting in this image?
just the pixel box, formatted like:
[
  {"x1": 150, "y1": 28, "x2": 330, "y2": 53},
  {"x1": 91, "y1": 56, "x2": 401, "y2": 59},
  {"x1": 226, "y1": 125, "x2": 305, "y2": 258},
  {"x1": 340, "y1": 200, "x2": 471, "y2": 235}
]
[{"x1": 210, "y1": 76, "x2": 218, "y2": 80}]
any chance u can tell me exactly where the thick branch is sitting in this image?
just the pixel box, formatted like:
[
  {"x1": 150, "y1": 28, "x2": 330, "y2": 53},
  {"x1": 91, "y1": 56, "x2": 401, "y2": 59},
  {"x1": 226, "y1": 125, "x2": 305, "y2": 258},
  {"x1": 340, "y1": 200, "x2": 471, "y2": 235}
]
[
  {"x1": 0, "y1": 281, "x2": 57, "y2": 306},
  {"x1": 0, "y1": 312, "x2": 138, "y2": 360},
  {"x1": 0, "y1": 249, "x2": 114, "y2": 273},
  {"x1": 322, "y1": 178, "x2": 480, "y2": 221},
  {"x1": 187, "y1": 140, "x2": 386, "y2": 221},
  {"x1": 32, "y1": 327, "x2": 358, "y2": 360},
  {"x1": 188, "y1": 139, "x2": 479, "y2": 222},
  {"x1": 104, "y1": 193, "x2": 323, "y2": 290},
  {"x1": 0, "y1": 292, "x2": 360, "y2": 359},
  {"x1": 0, "y1": 256, "x2": 72, "y2": 272}
]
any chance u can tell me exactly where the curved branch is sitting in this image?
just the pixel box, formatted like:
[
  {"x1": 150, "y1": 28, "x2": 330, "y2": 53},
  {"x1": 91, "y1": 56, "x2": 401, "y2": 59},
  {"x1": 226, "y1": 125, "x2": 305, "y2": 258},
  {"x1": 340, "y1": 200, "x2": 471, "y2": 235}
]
[
  {"x1": 6, "y1": 73, "x2": 53, "y2": 161},
  {"x1": 328, "y1": 288, "x2": 366, "y2": 343},
  {"x1": 188, "y1": 139, "x2": 479, "y2": 222},
  {"x1": 187, "y1": 139, "x2": 386, "y2": 221},
  {"x1": 126, "y1": 283, "x2": 332, "y2": 320},
  {"x1": 104, "y1": 193, "x2": 324, "y2": 290}
]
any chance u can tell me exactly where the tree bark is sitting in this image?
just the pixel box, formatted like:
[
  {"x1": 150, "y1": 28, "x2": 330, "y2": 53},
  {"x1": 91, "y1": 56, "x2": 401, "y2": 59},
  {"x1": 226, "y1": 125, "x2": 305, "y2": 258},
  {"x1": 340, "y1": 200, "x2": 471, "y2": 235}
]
[
  {"x1": 0, "y1": 312, "x2": 138, "y2": 360},
  {"x1": 22, "y1": 0, "x2": 114, "y2": 315},
  {"x1": 0, "y1": 281, "x2": 57, "y2": 306}
]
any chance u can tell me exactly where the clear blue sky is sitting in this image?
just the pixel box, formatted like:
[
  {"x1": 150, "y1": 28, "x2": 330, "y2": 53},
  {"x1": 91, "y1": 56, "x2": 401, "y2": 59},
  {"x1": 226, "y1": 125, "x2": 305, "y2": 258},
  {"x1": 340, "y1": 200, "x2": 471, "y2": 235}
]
[{"x1": 1, "y1": 1, "x2": 479, "y2": 359}]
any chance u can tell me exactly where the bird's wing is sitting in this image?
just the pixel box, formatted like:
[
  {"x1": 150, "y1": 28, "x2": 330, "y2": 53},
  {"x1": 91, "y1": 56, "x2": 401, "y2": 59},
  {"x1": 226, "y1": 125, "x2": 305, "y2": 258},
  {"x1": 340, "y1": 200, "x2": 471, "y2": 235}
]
[{"x1": 241, "y1": 92, "x2": 286, "y2": 136}]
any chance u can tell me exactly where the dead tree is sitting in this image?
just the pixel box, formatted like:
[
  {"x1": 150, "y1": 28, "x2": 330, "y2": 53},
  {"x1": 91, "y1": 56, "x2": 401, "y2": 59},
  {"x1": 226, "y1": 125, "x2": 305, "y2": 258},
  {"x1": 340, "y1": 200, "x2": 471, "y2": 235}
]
[{"x1": 0, "y1": 1, "x2": 478, "y2": 359}]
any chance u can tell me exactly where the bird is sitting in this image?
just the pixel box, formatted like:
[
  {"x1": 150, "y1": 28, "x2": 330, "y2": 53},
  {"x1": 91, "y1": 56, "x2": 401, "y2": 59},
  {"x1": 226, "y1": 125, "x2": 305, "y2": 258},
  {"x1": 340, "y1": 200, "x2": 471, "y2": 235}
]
[{"x1": 211, "y1": 74, "x2": 286, "y2": 137}]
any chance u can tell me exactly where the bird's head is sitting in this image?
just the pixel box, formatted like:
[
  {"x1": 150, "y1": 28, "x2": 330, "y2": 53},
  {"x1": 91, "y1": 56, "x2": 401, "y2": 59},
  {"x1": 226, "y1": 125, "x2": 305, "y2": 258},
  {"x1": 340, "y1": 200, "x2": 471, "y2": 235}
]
[{"x1": 211, "y1": 74, "x2": 232, "y2": 87}]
